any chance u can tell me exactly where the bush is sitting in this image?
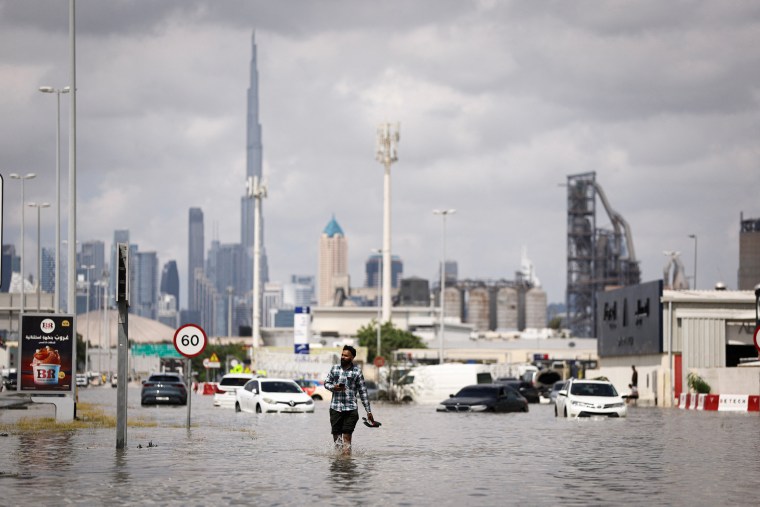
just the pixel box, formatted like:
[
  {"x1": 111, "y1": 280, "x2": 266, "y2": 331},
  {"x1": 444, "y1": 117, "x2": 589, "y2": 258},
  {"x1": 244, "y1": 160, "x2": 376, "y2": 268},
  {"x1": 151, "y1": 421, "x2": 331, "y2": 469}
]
[{"x1": 687, "y1": 372, "x2": 711, "y2": 394}]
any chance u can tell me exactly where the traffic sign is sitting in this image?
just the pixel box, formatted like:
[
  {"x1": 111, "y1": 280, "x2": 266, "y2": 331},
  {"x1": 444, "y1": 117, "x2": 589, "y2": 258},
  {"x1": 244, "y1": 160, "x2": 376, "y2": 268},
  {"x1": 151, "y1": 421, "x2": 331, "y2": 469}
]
[
  {"x1": 753, "y1": 325, "x2": 760, "y2": 354},
  {"x1": 209, "y1": 352, "x2": 220, "y2": 362},
  {"x1": 373, "y1": 356, "x2": 386, "y2": 367},
  {"x1": 173, "y1": 324, "x2": 208, "y2": 358},
  {"x1": 203, "y1": 358, "x2": 221, "y2": 369}
]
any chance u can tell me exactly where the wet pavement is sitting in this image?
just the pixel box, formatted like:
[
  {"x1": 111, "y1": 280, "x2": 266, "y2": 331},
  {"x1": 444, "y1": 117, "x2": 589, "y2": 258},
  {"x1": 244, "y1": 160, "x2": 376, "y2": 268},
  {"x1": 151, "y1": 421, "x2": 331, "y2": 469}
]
[{"x1": 1, "y1": 386, "x2": 759, "y2": 506}]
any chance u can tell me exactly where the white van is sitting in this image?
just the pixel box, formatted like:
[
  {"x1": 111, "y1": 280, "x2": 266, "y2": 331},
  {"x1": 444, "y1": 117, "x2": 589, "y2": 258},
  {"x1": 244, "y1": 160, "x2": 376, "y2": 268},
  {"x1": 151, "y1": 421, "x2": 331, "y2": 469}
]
[{"x1": 394, "y1": 364, "x2": 494, "y2": 404}]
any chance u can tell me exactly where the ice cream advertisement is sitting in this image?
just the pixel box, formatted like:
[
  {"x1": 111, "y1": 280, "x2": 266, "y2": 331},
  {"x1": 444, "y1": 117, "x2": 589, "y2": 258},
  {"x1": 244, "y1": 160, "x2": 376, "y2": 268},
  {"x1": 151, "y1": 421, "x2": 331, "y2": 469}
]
[{"x1": 19, "y1": 314, "x2": 75, "y2": 393}]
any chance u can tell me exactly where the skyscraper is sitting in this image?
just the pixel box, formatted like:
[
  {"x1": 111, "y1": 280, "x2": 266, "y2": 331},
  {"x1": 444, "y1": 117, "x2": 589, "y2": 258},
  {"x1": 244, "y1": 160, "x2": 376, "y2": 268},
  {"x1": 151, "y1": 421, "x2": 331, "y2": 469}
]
[
  {"x1": 80, "y1": 240, "x2": 106, "y2": 312},
  {"x1": 365, "y1": 253, "x2": 403, "y2": 289},
  {"x1": 188, "y1": 207, "x2": 204, "y2": 312},
  {"x1": 318, "y1": 216, "x2": 348, "y2": 306},
  {"x1": 738, "y1": 212, "x2": 760, "y2": 290},
  {"x1": 134, "y1": 251, "x2": 159, "y2": 319},
  {"x1": 160, "y1": 260, "x2": 180, "y2": 304},
  {"x1": 241, "y1": 31, "x2": 269, "y2": 291}
]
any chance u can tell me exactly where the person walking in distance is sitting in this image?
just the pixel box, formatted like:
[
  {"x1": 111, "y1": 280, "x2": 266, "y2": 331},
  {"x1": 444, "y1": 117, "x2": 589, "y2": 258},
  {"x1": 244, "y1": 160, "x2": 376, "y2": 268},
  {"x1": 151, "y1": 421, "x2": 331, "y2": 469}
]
[
  {"x1": 631, "y1": 365, "x2": 638, "y2": 388},
  {"x1": 324, "y1": 345, "x2": 375, "y2": 455}
]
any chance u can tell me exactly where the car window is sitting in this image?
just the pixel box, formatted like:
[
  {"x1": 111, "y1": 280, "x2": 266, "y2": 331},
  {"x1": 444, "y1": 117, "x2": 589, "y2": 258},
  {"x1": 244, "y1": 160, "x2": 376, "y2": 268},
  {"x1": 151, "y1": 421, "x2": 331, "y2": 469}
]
[
  {"x1": 148, "y1": 375, "x2": 182, "y2": 383},
  {"x1": 476, "y1": 372, "x2": 493, "y2": 384},
  {"x1": 261, "y1": 381, "x2": 302, "y2": 393},
  {"x1": 570, "y1": 382, "x2": 618, "y2": 397},
  {"x1": 456, "y1": 386, "x2": 497, "y2": 397},
  {"x1": 220, "y1": 376, "x2": 252, "y2": 387}
]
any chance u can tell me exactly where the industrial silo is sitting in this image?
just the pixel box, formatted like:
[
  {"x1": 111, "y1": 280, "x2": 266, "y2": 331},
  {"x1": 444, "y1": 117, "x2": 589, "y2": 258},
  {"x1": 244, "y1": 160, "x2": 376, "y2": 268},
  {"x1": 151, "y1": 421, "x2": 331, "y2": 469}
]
[
  {"x1": 496, "y1": 286, "x2": 519, "y2": 330},
  {"x1": 443, "y1": 286, "x2": 462, "y2": 322},
  {"x1": 525, "y1": 287, "x2": 548, "y2": 329},
  {"x1": 466, "y1": 287, "x2": 490, "y2": 331}
]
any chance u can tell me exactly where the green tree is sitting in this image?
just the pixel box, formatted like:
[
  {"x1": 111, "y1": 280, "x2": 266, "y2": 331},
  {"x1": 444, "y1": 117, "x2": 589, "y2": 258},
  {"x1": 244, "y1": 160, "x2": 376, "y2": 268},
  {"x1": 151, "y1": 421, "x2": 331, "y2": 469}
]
[{"x1": 357, "y1": 320, "x2": 427, "y2": 363}]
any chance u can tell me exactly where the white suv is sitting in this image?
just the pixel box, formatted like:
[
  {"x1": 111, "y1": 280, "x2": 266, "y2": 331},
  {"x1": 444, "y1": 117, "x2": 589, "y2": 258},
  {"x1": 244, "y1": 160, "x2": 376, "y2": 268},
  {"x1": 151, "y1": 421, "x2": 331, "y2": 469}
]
[
  {"x1": 555, "y1": 379, "x2": 627, "y2": 418},
  {"x1": 213, "y1": 373, "x2": 255, "y2": 408}
]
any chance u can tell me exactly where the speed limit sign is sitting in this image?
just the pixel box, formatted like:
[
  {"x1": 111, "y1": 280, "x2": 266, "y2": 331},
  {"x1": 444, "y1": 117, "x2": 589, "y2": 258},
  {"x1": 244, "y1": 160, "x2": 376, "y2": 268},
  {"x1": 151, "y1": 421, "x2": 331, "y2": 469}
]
[{"x1": 173, "y1": 324, "x2": 208, "y2": 358}]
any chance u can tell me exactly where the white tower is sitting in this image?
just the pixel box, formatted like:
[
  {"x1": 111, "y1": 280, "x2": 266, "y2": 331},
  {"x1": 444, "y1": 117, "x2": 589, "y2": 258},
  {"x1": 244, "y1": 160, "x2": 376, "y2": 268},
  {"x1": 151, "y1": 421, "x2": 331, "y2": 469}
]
[{"x1": 375, "y1": 123, "x2": 399, "y2": 322}]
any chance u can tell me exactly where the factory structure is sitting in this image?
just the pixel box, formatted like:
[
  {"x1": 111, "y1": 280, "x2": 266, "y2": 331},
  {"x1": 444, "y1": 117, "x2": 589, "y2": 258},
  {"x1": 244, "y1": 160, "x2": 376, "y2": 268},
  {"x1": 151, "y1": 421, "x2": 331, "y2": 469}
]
[{"x1": 566, "y1": 172, "x2": 641, "y2": 338}]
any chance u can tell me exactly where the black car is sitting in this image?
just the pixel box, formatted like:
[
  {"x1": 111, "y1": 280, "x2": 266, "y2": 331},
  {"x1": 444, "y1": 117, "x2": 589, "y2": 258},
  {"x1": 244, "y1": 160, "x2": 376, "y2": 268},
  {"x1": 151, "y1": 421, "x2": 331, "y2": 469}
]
[
  {"x1": 141, "y1": 373, "x2": 187, "y2": 406},
  {"x1": 494, "y1": 378, "x2": 541, "y2": 403},
  {"x1": 436, "y1": 384, "x2": 529, "y2": 413}
]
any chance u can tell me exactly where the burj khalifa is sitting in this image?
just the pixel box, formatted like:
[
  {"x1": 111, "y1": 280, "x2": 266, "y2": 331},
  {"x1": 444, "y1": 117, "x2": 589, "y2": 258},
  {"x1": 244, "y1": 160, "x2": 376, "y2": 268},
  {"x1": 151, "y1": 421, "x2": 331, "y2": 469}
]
[{"x1": 241, "y1": 31, "x2": 269, "y2": 291}]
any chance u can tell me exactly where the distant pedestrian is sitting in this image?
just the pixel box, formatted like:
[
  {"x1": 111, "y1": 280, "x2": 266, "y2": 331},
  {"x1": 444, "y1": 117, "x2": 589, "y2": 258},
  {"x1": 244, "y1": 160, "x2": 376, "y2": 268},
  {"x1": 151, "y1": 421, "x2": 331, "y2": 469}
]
[
  {"x1": 324, "y1": 345, "x2": 375, "y2": 455},
  {"x1": 625, "y1": 384, "x2": 639, "y2": 405},
  {"x1": 631, "y1": 365, "x2": 638, "y2": 387}
]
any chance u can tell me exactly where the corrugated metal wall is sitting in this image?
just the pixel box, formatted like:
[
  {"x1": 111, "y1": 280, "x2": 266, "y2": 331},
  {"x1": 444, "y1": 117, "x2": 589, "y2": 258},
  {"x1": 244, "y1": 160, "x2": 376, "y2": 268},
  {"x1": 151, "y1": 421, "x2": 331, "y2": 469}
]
[{"x1": 682, "y1": 318, "x2": 725, "y2": 368}]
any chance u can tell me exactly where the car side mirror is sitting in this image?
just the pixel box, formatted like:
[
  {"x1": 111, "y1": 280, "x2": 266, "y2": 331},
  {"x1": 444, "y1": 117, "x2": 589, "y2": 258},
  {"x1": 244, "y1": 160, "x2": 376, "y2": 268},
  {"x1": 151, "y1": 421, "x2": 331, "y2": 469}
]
[
  {"x1": 558, "y1": 390, "x2": 567, "y2": 397},
  {"x1": 449, "y1": 394, "x2": 454, "y2": 398}
]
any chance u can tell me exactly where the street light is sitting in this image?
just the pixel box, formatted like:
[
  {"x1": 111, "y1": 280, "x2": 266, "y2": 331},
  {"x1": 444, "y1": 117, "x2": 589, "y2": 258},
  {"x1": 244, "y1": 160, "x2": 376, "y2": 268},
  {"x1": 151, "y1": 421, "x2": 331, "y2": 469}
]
[
  {"x1": 688, "y1": 234, "x2": 697, "y2": 290},
  {"x1": 433, "y1": 209, "x2": 456, "y2": 364},
  {"x1": 10, "y1": 173, "x2": 37, "y2": 314},
  {"x1": 27, "y1": 202, "x2": 51, "y2": 311},
  {"x1": 82, "y1": 265, "x2": 95, "y2": 374},
  {"x1": 39, "y1": 85, "x2": 69, "y2": 313}
]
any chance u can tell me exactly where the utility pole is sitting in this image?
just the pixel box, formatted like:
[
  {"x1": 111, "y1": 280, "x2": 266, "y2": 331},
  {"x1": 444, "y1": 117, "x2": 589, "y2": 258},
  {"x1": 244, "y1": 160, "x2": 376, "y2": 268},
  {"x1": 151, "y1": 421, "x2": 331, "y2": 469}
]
[{"x1": 247, "y1": 175, "x2": 267, "y2": 363}]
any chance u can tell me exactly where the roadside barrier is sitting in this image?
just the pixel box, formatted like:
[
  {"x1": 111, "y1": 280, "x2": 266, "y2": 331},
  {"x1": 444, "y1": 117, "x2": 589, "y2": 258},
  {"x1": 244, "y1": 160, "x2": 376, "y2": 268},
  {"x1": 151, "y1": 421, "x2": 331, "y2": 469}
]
[
  {"x1": 677, "y1": 393, "x2": 760, "y2": 412},
  {"x1": 202, "y1": 382, "x2": 217, "y2": 395}
]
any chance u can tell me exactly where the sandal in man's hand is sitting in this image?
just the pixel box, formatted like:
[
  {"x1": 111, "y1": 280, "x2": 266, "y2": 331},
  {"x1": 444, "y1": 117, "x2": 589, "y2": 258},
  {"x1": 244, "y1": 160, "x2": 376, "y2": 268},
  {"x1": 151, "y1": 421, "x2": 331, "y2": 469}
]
[{"x1": 362, "y1": 417, "x2": 381, "y2": 428}]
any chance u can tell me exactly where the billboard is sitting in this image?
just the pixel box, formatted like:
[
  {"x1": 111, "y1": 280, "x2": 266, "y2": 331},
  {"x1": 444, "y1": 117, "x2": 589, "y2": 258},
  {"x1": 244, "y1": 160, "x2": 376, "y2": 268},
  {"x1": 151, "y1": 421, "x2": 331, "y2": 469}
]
[
  {"x1": 294, "y1": 306, "x2": 310, "y2": 354},
  {"x1": 18, "y1": 314, "x2": 75, "y2": 393},
  {"x1": 596, "y1": 280, "x2": 663, "y2": 357}
]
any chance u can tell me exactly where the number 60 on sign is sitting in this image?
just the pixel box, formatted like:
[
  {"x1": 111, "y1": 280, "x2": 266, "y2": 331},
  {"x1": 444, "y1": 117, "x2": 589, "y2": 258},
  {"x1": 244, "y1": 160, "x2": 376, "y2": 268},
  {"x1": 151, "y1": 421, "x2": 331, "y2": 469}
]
[{"x1": 173, "y1": 324, "x2": 208, "y2": 358}]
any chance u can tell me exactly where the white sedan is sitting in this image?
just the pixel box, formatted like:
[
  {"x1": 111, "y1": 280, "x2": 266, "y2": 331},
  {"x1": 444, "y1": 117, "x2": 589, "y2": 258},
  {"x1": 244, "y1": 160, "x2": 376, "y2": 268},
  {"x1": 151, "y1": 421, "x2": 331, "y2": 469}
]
[
  {"x1": 213, "y1": 373, "x2": 255, "y2": 408},
  {"x1": 555, "y1": 379, "x2": 627, "y2": 418},
  {"x1": 235, "y1": 378, "x2": 315, "y2": 414}
]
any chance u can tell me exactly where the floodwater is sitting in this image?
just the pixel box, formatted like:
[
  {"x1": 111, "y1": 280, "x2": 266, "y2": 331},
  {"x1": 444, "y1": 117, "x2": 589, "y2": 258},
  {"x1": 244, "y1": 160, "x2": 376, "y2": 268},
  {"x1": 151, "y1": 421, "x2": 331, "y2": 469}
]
[{"x1": 1, "y1": 386, "x2": 759, "y2": 506}]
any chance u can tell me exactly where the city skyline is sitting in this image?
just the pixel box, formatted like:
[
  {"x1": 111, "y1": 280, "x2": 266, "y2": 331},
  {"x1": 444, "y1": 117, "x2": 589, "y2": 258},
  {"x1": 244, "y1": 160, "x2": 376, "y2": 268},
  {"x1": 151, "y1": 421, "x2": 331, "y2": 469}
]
[{"x1": 1, "y1": 2, "x2": 759, "y2": 307}]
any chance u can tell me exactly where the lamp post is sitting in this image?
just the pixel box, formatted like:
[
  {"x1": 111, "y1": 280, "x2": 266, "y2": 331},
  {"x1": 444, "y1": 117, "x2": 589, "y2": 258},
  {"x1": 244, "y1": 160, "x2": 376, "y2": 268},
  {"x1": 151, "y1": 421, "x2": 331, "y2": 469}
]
[
  {"x1": 227, "y1": 286, "x2": 234, "y2": 337},
  {"x1": 376, "y1": 123, "x2": 399, "y2": 323},
  {"x1": 688, "y1": 234, "x2": 697, "y2": 290},
  {"x1": 38, "y1": 86, "x2": 70, "y2": 312},
  {"x1": 10, "y1": 173, "x2": 37, "y2": 314},
  {"x1": 82, "y1": 265, "x2": 95, "y2": 373},
  {"x1": 27, "y1": 202, "x2": 51, "y2": 311},
  {"x1": 433, "y1": 209, "x2": 456, "y2": 364},
  {"x1": 371, "y1": 248, "x2": 383, "y2": 358}
]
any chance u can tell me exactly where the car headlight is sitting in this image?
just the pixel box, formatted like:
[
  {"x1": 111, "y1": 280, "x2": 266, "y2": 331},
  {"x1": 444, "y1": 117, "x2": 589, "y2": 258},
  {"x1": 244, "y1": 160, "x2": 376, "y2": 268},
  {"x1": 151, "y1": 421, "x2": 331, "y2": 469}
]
[
  {"x1": 571, "y1": 400, "x2": 595, "y2": 408},
  {"x1": 263, "y1": 397, "x2": 275, "y2": 404},
  {"x1": 436, "y1": 404, "x2": 448, "y2": 412},
  {"x1": 608, "y1": 402, "x2": 625, "y2": 408},
  {"x1": 306, "y1": 399, "x2": 314, "y2": 405},
  {"x1": 469, "y1": 405, "x2": 488, "y2": 412}
]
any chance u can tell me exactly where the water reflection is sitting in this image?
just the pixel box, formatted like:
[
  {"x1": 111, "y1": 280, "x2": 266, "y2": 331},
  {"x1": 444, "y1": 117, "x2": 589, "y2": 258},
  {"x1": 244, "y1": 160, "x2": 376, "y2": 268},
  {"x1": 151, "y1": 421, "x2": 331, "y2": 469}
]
[{"x1": 2, "y1": 388, "x2": 760, "y2": 506}]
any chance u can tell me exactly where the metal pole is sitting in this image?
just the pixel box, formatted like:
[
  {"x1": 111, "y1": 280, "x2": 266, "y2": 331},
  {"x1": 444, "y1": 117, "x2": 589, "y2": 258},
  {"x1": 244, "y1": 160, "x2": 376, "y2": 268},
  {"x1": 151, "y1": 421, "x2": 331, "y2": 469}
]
[
  {"x1": 67, "y1": 0, "x2": 77, "y2": 318},
  {"x1": 434, "y1": 209, "x2": 455, "y2": 364},
  {"x1": 84, "y1": 266, "x2": 93, "y2": 373},
  {"x1": 754, "y1": 284, "x2": 760, "y2": 329},
  {"x1": 10, "y1": 174, "x2": 36, "y2": 314},
  {"x1": 116, "y1": 296, "x2": 128, "y2": 449},
  {"x1": 376, "y1": 253, "x2": 382, "y2": 357},
  {"x1": 227, "y1": 287, "x2": 233, "y2": 337},
  {"x1": 35, "y1": 205, "x2": 41, "y2": 311},
  {"x1": 439, "y1": 215, "x2": 445, "y2": 364},
  {"x1": 689, "y1": 234, "x2": 697, "y2": 290},
  {"x1": 55, "y1": 90, "x2": 61, "y2": 313},
  {"x1": 185, "y1": 357, "x2": 192, "y2": 429}
]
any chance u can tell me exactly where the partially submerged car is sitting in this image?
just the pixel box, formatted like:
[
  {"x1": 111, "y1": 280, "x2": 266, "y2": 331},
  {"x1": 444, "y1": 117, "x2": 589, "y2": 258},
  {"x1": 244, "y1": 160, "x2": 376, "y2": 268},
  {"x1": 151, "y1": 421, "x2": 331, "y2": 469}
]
[
  {"x1": 436, "y1": 383, "x2": 529, "y2": 413},
  {"x1": 213, "y1": 373, "x2": 255, "y2": 408},
  {"x1": 555, "y1": 379, "x2": 626, "y2": 418}
]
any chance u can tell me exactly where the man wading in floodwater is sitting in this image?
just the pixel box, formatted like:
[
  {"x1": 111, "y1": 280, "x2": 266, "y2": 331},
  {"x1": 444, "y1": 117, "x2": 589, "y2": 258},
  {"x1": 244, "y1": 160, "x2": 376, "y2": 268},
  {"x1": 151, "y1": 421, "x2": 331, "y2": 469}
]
[{"x1": 324, "y1": 345, "x2": 375, "y2": 455}]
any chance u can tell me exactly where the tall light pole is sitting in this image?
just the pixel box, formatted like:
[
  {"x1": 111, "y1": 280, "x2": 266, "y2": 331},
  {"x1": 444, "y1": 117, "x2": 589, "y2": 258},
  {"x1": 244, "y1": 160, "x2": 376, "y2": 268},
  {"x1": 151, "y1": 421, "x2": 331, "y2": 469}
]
[
  {"x1": 28, "y1": 202, "x2": 51, "y2": 311},
  {"x1": 247, "y1": 175, "x2": 267, "y2": 359},
  {"x1": 688, "y1": 234, "x2": 697, "y2": 290},
  {"x1": 82, "y1": 265, "x2": 95, "y2": 373},
  {"x1": 67, "y1": 0, "x2": 78, "y2": 320},
  {"x1": 10, "y1": 173, "x2": 36, "y2": 314},
  {"x1": 38, "y1": 85, "x2": 69, "y2": 313},
  {"x1": 433, "y1": 209, "x2": 456, "y2": 365},
  {"x1": 376, "y1": 123, "x2": 399, "y2": 323},
  {"x1": 371, "y1": 248, "x2": 383, "y2": 358}
]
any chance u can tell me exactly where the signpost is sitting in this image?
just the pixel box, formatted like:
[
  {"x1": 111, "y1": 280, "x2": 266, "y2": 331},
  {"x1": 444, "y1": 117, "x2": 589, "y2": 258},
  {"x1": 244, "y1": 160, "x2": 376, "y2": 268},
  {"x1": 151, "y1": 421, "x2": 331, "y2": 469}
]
[
  {"x1": 174, "y1": 324, "x2": 207, "y2": 429},
  {"x1": 294, "y1": 306, "x2": 310, "y2": 355}
]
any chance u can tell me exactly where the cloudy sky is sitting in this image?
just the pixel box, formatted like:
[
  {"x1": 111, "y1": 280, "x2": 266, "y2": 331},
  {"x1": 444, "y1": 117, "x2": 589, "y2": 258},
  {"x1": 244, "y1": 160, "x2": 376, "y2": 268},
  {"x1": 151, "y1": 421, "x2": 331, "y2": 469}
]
[{"x1": 1, "y1": 0, "x2": 759, "y2": 308}]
